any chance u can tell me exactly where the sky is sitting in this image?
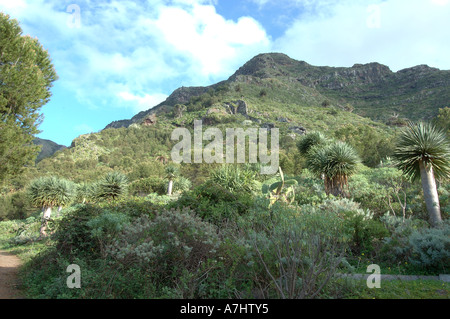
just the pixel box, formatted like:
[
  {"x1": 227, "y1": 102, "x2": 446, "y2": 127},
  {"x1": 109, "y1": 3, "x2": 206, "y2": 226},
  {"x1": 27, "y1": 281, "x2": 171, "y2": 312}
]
[{"x1": 1, "y1": 0, "x2": 449, "y2": 146}]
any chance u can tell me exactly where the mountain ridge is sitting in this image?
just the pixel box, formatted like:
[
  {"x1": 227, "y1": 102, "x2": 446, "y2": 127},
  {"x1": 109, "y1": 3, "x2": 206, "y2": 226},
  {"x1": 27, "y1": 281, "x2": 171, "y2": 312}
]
[{"x1": 105, "y1": 52, "x2": 449, "y2": 130}]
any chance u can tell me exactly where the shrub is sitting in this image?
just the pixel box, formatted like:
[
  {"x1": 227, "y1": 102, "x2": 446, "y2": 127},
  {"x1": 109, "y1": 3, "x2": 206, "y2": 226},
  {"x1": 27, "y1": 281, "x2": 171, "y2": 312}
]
[
  {"x1": 245, "y1": 205, "x2": 350, "y2": 299},
  {"x1": 379, "y1": 214, "x2": 428, "y2": 264},
  {"x1": 129, "y1": 177, "x2": 166, "y2": 196},
  {"x1": 86, "y1": 212, "x2": 130, "y2": 257},
  {"x1": 106, "y1": 208, "x2": 220, "y2": 290},
  {"x1": 408, "y1": 221, "x2": 450, "y2": 270},
  {"x1": 53, "y1": 204, "x2": 105, "y2": 257},
  {"x1": 172, "y1": 180, "x2": 255, "y2": 225}
]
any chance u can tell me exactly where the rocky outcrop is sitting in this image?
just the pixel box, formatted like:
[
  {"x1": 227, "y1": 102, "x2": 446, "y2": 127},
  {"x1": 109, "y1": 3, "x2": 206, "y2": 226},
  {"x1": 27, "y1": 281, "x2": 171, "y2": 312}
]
[
  {"x1": 142, "y1": 114, "x2": 157, "y2": 126},
  {"x1": 225, "y1": 100, "x2": 248, "y2": 116},
  {"x1": 289, "y1": 126, "x2": 307, "y2": 135}
]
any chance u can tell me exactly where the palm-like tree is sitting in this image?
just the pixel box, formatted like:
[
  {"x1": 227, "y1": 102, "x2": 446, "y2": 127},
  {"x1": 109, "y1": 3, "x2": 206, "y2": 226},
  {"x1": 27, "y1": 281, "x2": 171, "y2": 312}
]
[
  {"x1": 307, "y1": 141, "x2": 360, "y2": 197},
  {"x1": 75, "y1": 182, "x2": 96, "y2": 204},
  {"x1": 96, "y1": 171, "x2": 128, "y2": 201},
  {"x1": 297, "y1": 131, "x2": 329, "y2": 155},
  {"x1": 393, "y1": 122, "x2": 450, "y2": 226},
  {"x1": 27, "y1": 176, "x2": 75, "y2": 238},
  {"x1": 165, "y1": 165, "x2": 179, "y2": 195}
]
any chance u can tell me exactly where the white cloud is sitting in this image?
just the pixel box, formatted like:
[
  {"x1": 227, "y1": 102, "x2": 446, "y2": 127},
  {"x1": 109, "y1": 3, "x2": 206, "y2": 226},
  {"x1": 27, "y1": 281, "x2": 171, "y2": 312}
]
[
  {"x1": 0, "y1": 0, "x2": 270, "y2": 114},
  {"x1": 273, "y1": 0, "x2": 450, "y2": 71},
  {"x1": 117, "y1": 91, "x2": 169, "y2": 113}
]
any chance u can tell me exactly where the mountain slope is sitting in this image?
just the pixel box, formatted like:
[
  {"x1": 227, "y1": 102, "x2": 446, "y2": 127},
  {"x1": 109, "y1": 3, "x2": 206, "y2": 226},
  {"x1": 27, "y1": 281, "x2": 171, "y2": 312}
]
[
  {"x1": 33, "y1": 53, "x2": 449, "y2": 185},
  {"x1": 33, "y1": 138, "x2": 66, "y2": 163},
  {"x1": 105, "y1": 53, "x2": 449, "y2": 129}
]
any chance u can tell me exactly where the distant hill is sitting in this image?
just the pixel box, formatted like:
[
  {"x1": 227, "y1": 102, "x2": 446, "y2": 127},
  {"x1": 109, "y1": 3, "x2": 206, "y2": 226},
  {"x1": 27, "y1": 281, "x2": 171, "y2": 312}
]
[
  {"x1": 105, "y1": 53, "x2": 450, "y2": 129},
  {"x1": 33, "y1": 138, "x2": 66, "y2": 163}
]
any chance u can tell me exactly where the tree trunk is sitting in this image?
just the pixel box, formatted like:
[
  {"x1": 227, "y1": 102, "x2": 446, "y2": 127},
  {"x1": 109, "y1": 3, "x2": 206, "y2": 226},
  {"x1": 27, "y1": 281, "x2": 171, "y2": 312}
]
[
  {"x1": 39, "y1": 206, "x2": 52, "y2": 238},
  {"x1": 167, "y1": 179, "x2": 173, "y2": 196},
  {"x1": 419, "y1": 161, "x2": 442, "y2": 227}
]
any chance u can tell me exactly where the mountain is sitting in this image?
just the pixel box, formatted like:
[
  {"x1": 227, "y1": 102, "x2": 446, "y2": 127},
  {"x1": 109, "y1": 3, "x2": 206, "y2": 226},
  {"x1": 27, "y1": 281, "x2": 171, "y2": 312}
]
[
  {"x1": 33, "y1": 138, "x2": 66, "y2": 163},
  {"x1": 33, "y1": 53, "x2": 449, "y2": 185},
  {"x1": 105, "y1": 53, "x2": 450, "y2": 129}
]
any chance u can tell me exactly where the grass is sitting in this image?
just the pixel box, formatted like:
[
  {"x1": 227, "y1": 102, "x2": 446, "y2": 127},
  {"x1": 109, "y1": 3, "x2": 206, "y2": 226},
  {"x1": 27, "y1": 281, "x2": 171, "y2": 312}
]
[{"x1": 344, "y1": 278, "x2": 449, "y2": 299}]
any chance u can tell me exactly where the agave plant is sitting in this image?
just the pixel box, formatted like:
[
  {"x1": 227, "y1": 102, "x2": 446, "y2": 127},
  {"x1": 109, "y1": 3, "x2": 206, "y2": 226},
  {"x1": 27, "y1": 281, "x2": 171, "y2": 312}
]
[
  {"x1": 307, "y1": 141, "x2": 360, "y2": 197},
  {"x1": 27, "y1": 176, "x2": 75, "y2": 238},
  {"x1": 268, "y1": 167, "x2": 298, "y2": 206},
  {"x1": 393, "y1": 122, "x2": 450, "y2": 227},
  {"x1": 95, "y1": 171, "x2": 128, "y2": 201}
]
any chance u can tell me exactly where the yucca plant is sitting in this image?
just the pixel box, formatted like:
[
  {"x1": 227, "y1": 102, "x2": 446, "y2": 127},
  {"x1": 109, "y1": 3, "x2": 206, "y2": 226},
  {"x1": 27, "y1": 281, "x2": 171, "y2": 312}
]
[
  {"x1": 165, "y1": 164, "x2": 179, "y2": 195},
  {"x1": 75, "y1": 182, "x2": 97, "y2": 204},
  {"x1": 297, "y1": 131, "x2": 329, "y2": 155},
  {"x1": 307, "y1": 141, "x2": 360, "y2": 197},
  {"x1": 210, "y1": 165, "x2": 256, "y2": 193},
  {"x1": 96, "y1": 171, "x2": 128, "y2": 201},
  {"x1": 27, "y1": 176, "x2": 75, "y2": 238},
  {"x1": 393, "y1": 122, "x2": 450, "y2": 227}
]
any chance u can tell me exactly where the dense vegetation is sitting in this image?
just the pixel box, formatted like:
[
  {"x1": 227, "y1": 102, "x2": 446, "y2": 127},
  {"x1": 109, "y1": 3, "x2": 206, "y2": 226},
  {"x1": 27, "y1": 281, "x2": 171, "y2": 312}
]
[
  {"x1": 0, "y1": 12, "x2": 58, "y2": 185},
  {"x1": 0, "y1": 17, "x2": 449, "y2": 299}
]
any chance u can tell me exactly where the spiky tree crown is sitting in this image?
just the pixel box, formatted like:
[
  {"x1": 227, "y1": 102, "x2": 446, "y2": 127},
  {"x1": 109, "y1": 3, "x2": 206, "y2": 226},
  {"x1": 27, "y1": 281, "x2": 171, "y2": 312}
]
[
  {"x1": 96, "y1": 171, "x2": 128, "y2": 201},
  {"x1": 297, "y1": 131, "x2": 329, "y2": 155},
  {"x1": 27, "y1": 176, "x2": 75, "y2": 208},
  {"x1": 307, "y1": 141, "x2": 360, "y2": 179},
  {"x1": 393, "y1": 122, "x2": 450, "y2": 181}
]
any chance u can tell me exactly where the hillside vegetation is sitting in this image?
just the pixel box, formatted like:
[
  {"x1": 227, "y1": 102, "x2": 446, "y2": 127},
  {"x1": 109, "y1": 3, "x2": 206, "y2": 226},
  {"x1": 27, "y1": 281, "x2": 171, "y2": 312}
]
[{"x1": 0, "y1": 53, "x2": 449, "y2": 300}]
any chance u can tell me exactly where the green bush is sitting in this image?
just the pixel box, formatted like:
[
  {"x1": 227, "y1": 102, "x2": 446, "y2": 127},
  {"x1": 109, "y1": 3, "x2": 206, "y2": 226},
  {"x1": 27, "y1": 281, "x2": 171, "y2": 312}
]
[
  {"x1": 172, "y1": 180, "x2": 255, "y2": 225},
  {"x1": 106, "y1": 207, "x2": 220, "y2": 295},
  {"x1": 87, "y1": 212, "x2": 130, "y2": 257},
  {"x1": 379, "y1": 214, "x2": 428, "y2": 264},
  {"x1": 53, "y1": 204, "x2": 105, "y2": 257},
  {"x1": 244, "y1": 204, "x2": 350, "y2": 299},
  {"x1": 408, "y1": 221, "x2": 450, "y2": 270},
  {"x1": 128, "y1": 177, "x2": 166, "y2": 196}
]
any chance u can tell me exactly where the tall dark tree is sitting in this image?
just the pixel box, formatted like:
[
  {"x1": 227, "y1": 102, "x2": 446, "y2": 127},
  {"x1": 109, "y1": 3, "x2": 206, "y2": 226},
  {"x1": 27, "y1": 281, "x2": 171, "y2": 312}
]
[{"x1": 0, "y1": 13, "x2": 58, "y2": 185}]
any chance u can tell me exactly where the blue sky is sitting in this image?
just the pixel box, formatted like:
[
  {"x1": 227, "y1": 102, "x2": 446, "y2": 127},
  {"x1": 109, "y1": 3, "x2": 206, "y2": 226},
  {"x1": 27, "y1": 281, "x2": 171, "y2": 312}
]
[{"x1": 1, "y1": 0, "x2": 449, "y2": 146}]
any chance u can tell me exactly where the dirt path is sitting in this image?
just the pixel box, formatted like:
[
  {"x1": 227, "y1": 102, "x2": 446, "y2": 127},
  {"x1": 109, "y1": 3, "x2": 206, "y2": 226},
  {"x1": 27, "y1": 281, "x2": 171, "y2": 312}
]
[{"x1": 0, "y1": 250, "x2": 23, "y2": 299}]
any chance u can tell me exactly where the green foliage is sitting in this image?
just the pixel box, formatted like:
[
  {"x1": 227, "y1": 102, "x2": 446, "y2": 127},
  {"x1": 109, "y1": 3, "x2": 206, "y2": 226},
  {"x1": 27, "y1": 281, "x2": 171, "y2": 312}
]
[
  {"x1": 0, "y1": 13, "x2": 58, "y2": 185},
  {"x1": 106, "y1": 207, "x2": 220, "y2": 294},
  {"x1": 297, "y1": 131, "x2": 329, "y2": 155},
  {"x1": 27, "y1": 176, "x2": 75, "y2": 208},
  {"x1": 379, "y1": 215, "x2": 428, "y2": 264},
  {"x1": 210, "y1": 165, "x2": 259, "y2": 194},
  {"x1": 306, "y1": 141, "x2": 360, "y2": 196},
  {"x1": 408, "y1": 220, "x2": 450, "y2": 270},
  {"x1": 0, "y1": 190, "x2": 34, "y2": 220},
  {"x1": 95, "y1": 171, "x2": 129, "y2": 201},
  {"x1": 434, "y1": 107, "x2": 450, "y2": 134},
  {"x1": 74, "y1": 182, "x2": 97, "y2": 204},
  {"x1": 393, "y1": 122, "x2": 450, "y2": 181},
  {"x1": 245, "y1": 204, "x2": 350, "y2": 299},
  {"x1": 129, "y1": 177, "x2": 166, "y2": 196}
]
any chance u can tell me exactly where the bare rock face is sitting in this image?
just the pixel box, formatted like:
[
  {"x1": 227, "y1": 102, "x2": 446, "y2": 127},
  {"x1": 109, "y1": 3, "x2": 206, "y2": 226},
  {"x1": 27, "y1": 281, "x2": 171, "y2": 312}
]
[
  {"x1": 142, "y1": 114, "x2": 157, "y2": 126},
  {"x1": 225, "y1": 100, "x2": 248, "y2": 116}
]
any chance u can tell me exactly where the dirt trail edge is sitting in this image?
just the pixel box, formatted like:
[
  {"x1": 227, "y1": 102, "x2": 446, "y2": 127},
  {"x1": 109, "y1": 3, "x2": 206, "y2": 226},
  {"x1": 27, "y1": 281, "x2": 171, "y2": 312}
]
[{"x1": 0, "y1": 250, "x2": 24, "y2": 299}]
